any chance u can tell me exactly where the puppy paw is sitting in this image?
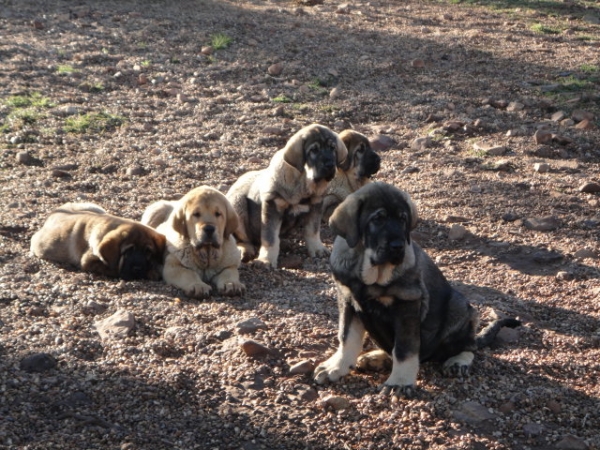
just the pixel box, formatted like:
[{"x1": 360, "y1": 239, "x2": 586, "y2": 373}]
[
  {"x1": 379, "y1": 382, "x2": 417, "y2": 399},
  {"x1": 307, "y1": 242, "x2": 330, "y2": 258},
  {"x1": 313, "y1": 353, "x2": 352, "y2": 384},
  {"x1": 442, "y1": 351, "x2": 474, "y2": 377},
  {"x1": 184, "y1": 282, "x2": 212, "y2": 299},
  {"x1": 218, "y1": 281, "x2": 246, "y2": 297},
  {"x1": 239, "y1": 244, "x2": 256, "y2": 263}
]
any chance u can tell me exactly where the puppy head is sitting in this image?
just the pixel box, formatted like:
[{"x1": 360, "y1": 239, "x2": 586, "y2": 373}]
[
  {"x1": 171, "y1": 186, "x2": 239, "y2": 257},
  {"x1": 282, "y1": 124, "x2": 348, "y2": 182},
  {"x1": 329, "y1": 182, "x2": 418, "y2": 266},
  {"x1": 98, "y1": 223, "x2": 166, "y2": 280},
  {"x1": 338, "y1": 130, "x2": 381, "y2": 179}
]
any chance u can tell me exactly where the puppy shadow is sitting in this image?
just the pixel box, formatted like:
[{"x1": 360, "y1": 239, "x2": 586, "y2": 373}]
[{"x1": 414, "y1": 218, "x2": 600, "y2": 280}]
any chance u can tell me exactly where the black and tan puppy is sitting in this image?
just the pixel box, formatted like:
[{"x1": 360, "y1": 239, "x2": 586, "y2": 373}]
[
  {"x1": 314, "y1": 182, "x2": 520, "y2": 395},
  {"x1": 322, "y1": 129, "x2": 381, "y2": 220},
  {"x1": 142, "y1": 186, "x2": 245, "y2": 298},
  {"x1": 31, "y1": 203, "x2": 166, "y2": 280},
  {"x1": 226, "y1": 124, "x2": 348, "y2": 268}
]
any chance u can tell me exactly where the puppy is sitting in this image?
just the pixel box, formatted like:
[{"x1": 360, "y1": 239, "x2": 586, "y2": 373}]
[
  {"x1": 314, "y1": 182, "x2": 520, "y2": 395},
  {"x1": 142, "y1": 186, "x2": 245, "y2": 298},
  {"x1": 322, "y1": 129, "x2": 381, "y2": 220},
  {"x1": 226, "y1": 124, "x2": 348, "y2": 268},
  {"x1": 31, "y1": 202, "x2": 166, "y2": 280}
]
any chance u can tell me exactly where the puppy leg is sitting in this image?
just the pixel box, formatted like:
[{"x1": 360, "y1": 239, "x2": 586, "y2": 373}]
[
  {"x1": 162, "y1": 253, "x2": 212, "y2": 299},
  {"x1": 232, "y1": 223, "x2": 256, "y2": 263},
  {"x1": 442, "y1": 351, "x2": 474, "y2": 377},
  {"x1": 81, "y1": 251, "x2": 116, "y2": 278},
  {"x1": 213, "y1": 267, "x2": 246, "y2": 296},
  {"x1": 314, "y1": 302, "x2": 365, "y2": 384},
  {"x1": 380, "y1": 301, "x2": 421, "y2": 397},
  {"x1": 303, "y1": 201, "x2": 329, "y2": 258},
  {"x1": 257, "y1": 200, "x2": 283, "y2": 268}
]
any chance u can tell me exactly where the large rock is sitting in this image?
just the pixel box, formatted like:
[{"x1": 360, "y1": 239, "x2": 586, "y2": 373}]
[{"x1": 94, "y1": 309, "x2": 135, "y2": 341}]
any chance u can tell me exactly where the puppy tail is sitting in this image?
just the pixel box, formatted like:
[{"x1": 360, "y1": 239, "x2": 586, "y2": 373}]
[{"x1": 475, "y1": 318, "x2": 521, "y2": 349}]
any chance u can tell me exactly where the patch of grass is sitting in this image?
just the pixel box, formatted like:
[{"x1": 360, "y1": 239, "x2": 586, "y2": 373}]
[
  {"x1": 141, "y1": 59, "x2": 152, "y2": 67},
  {"x1": 64, "y1": 112, "x2": 126, "y2": 134},
  {"x1": 57, "y1": 64, "x2": 75, "y2": 75},
  {"x1": 169, "y1": 56, "x2": 181, "y2": 64},
  {"x1": 558, "y1": 75, "x2": 593, "y2": 91},
  {"x1": 530, "y1": 23, "x2": 561, "y2": 34},
  {"x1": 272, "y1": 95, "x2": 291, "y2": 103},
  {"x1": 8, "y1": 108, "x2": 43, "y2": 128},
  {"x1": 580, "y1": 64, "x2": 598, "y2": 73},
  {"x1": 4, "y1": 92, "x2": 53, "y2": 109},
  {"x1": 210, "y1": 32, "x2": 232, "y2": 50},
  {"x1": 78, "y1": 81, "x2": 105, "y2": 93}
]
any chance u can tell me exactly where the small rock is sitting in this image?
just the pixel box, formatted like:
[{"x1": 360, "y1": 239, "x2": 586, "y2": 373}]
[
  {"x1": 82, "y1": 300, "x2": 107, "y2": 315},
  {"x1": 532, "y1": 251, "x2": 563, "y2": 264},
  {"x1": 329, "y1": 86, "x2": 341, "y2": 99},
  {"x1": 322, "y1": 395, "x2": 351, "y2": 411},
  {"x1": 410, "y1": 136, "x2": 432, "y2": 151},
  {"x1": 411, "y1": 59, "x2": 425, "y2": 68},
  {"x1": 94, "y1": 309, "x2": 135, "y2": 341},
  {"x1": 579, "y1": 182, "x2": 600, "y2": 193},
  {"x1": 534, "y1": 129, "x2": 553, "y2": 144},
  {"x1": 236, "y1": 317, "x2": 267, "y2": 334},
  {"x1": 177, "y1": 93, "x2": 190, "y2": 103},
  {"x1": 240, "y1": 339, "x2": 271, "y2": 357},
  {"x1": 523, "y1": 422, "x2": 544, "y2": 437},
  {"x1": 126, "y1": 165, "x2": 144, "y2": 176},
  {"x1": 555, "y1": 435, "x2": 589, "y2": 450},
  {"x1": 561, "y1": 118, "x2": 575, "y2": 127},
  {"x1": 272, "y1": 106, "x2": 285, "y2": 117},
  {"x1": 16, "y1": 151, "x2": 41, "y2": 166},
  {"x1": 20, "y1": 353, "x2": 57, "y2": 373},
  {"x1": 289, "y1": 360, "x2": 314, "y2": 375},
  {"x1": 547, "y1": 399, "x2": 562, "y2": 414},
  {"x1": 262, "y1": 126, "x2": 286, "y2": 136},
  {"x1": 490, "y1": 99, "x2": 509, "y2": 109},
  {"x1": 442, "y1": 121, "x2": 464, "y2": 132},
  {"x1": 267, "y1": 62, "x2": 284, "y2": 76},
  {"x1": 485, "y1": 145, "x2": 508, "y2": 156},
  {"x1": 200, "y1": 46, "x2": 213, "y2": 55},
  {"x1": 496, "y1": 327, "x2": 519, "y2": 344},
  {"x1": 401, "y1": 166, "x2": 420, "y2": 174},
  {"x1": 506, "y1": 101, "x2": 524, "y2": 112},
  {"x1": 498, "y1": 401, "x2": 515, "y2": 414},
  {"x1": 523, "y1": 216, "x2": 560, "y2": 231},
  {"x1": 336, "y1": 3, "x2": 350, "y2": 14},
  {"x1": 572, "y1": 110, "x2": 594, "y2": 122},
  {"x1": 448, "y1": 224, "x2": 467, "y2": 240},
  {"x1": 502, "y1": 212, "x2": 519, "y2": 222},
  {"x1": 51, "y1": 169, "x2": 72, "y2": 178},
  {"x1": 574, "y1": 248, "x2": 597, "y2": 260},
  {"x1": 453, "y1": 401, "x2": 496, "y2": 424},
  {"x1": 443, "y1": 215, "x2": 468, "y2": 223},
  {"x1": 138, "y1": 74, "x2": 148, "y2": 85},
  {"x1": 370, "y1": 134, "x2": 396, "y2": 152},
  {"x1": 534, "y1": 162, "x2": 550, "y2": 173},
  {"x1": 551, "y1": 111, "x2": 565, "y2": 122},
  {"x1": 552, "y1": 134, "x2": 573, "y2": 145},
  {"x1": 32, "y1": 19, "x2": 44, "y2": 29},
  {"x1": 556, "y1": 271, "x2": 574, "y2": 281},
  {"x1": 574, "y1": 119, "x2": 594, "y2": 130},
  {"x1": 297, "y1": 386, "x2": 319, "y2": 402}
]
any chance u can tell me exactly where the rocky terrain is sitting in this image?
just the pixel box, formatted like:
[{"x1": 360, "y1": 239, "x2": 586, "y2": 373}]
[{"x1": 1, "y1": 0, "x2": 599, "y2": 449}]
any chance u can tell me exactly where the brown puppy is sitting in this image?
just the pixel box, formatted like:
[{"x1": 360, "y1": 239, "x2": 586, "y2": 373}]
[
  {"x1": 322, "y1": 129, "x2": 381, "y2": 221},
  {"x1": 31, "y1": 203, "x2": 166, "y2": 280},
  {"x1": 226, "y1": 124, "x2": 348, "y2": 268},
  {"x1": 142, "y1": 186, "x2": 245, "y2": 298}
]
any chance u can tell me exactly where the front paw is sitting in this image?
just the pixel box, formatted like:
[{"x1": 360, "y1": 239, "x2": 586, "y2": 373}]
[
  {"x1": 307, "y1": 242, "x2": 330, "y2": 258},
  {"x1": 239, "y1": 244, "x2": 256, "y2": 263},
  {"x1": 442, "y1": 351, "x2": 474, "y2": 377},
  {"x1": 184, "y1": 282, "x2": 212, "y2": 299},
  {"x1": 314, "y1": 353, "x2": 352, "y2": 384},
  {"x1": 218, "y1": 281, "x2": 246, "y2": 297},
  {"x1": 257, "y1": 247, "x2": 278, "y2": 269},
  {"x1": 379, "y1": 382, "x2": 417, "y2": 398}
]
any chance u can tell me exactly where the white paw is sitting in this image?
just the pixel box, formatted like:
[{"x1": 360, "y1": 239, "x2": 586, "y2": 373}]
[
  {"x1": 218, "y1": 281, "x2": 246, "y2": 297},
  {"x1": 307, "y1": 241, "x2": 330, "y2": 258},
  {"x1": 185, "y1": 282, "x2": 212, "y2": 299},
  {"x1": 314, "y1": 352, "x2": 352, "y2": 384},
  {"x1": 257, "y1": 246, "x2": 278, "y2": 269}
]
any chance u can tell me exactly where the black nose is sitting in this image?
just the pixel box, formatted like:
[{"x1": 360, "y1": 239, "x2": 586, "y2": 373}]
[
  {"x1": 203, "y1": 225, "x2": 215, "y2": 235},
  {"x1": 389, "y1": 239, "x2": 405, "y2": 252}
]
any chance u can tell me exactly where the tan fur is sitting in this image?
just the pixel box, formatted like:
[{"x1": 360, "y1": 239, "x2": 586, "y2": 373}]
[
  {"x1": 142, "y1": 186, "x2": 245, "y2": 298},
  {"x1": 31, "y1": 203, "x2": 166, "y2": 280}
]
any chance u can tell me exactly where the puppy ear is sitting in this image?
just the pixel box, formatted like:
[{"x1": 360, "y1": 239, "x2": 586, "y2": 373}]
[
  {"x1": 334, "y1": 132, "x2": 349, "y2": 166},
  {"x1": 282, "y1": 131, "x2": 306, "y2": 172},
  {"x1": 398, "y1": 190, "x2": 418, "y2": 244},
  {"x1": 170, "y1": 201, "x2": 188, "y2": 238},
  {"x1": 97, "y1": 229, "x2": 124, "y2": 271},
  {"x1": 223, "y1": 199, "x2": 240, "y2": 239},
  {"x1": 329, "y1": 193, "x2": 363, "y2": 248},
  {"x1": 337, "y1": 130, "x2": 353, "y2": 171},
  {"x1": 150, "y1": 229, "x2": 167, "y2": 255}
]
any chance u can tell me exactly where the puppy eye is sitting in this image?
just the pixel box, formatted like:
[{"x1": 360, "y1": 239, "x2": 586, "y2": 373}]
[
  {"x1": 215, "y1": 211, "x2": 222, "y2": 218},
  {"x1": 356, "y1": 144, "x2": 365, "y2": 154},
  {"x1": 192, "y1": 212, "x2": 201, "y2": 218}
]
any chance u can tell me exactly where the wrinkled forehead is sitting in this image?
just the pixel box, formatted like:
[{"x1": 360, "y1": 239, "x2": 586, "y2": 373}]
[
  {"x1": 303, "y1": 127, "x2": 336, "y2": 150},
  {"x1": 362, "y1": 196, "x2": 411, "y2": 223},
  {"x1": 187, "y1": 194, "x2": 226, "y2": 216}
]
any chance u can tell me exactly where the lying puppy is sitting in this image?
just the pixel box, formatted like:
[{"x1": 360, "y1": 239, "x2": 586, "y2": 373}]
[
  {"x1": 31, "y1": 203, "x2": 166, "y2": 280},
  {"x1": 226, "y1": 124, "x2": 348, "y2": 268},
  {"x1": 322, "y1": 129, "x2": 381, "y2": 221},
  {"x1": 314, "y1": 182, "x2": 520, "y2": 395},
  {"x1": 142, "y1": 186, "x2": 245, "y2": 298}
]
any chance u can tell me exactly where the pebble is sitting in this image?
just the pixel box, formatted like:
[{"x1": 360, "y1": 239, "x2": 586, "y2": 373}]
[
  {"x1": 443, "y1": 215, "x2": 468, "y2": 223},
  {"x1": 51, "y1": 169, "x2": 72, "y2": 178},
  {"x1": 448, "y1": 224, "x2": 467, "y2": 240},
  {"x1": 574, "y1": 248, "x2": 597, "y2": 259},
  {"x1": 551, "y1": 111, "x2": 565, "y2": 122},
  {"x1": 126, "y1": 165, "x2": 144, "y2": 176},
  {"x1": 329, "y1": 86, "x2": 341, "y2": 99},
  {"x1": 236, "y1": 317, "x2": 267, "y2": 334},
  {"x1": 555, "y1": 435, "x2": 589, "y2": 449},
  {"x1": 534, "y1": 162, "x2": 550, "y2": 173},
  {"x1": 579, "y1": 182, "x2": 600, "y2": 193},
  {"x1": 94, "y1": 309, "x2": 135, "y2": 341},
  {"x1": 20, "y1": 353, "x2": 57, "y2": 373},
  {"x1": 410, "y1": 136, "x2": 432, "y2": 150},
  {"x1": 506, "y1": 101, "x2": 524, "y2": 112},
  {"x1": 240, "y1": 339, "x2": 271, "y2": 357},
  {"x1": 82, "y1": 300, "x2": 107, "y2": 315},
  {"x1": 370, "y1": 134, "x2": 396, "y2": 152},
  {"x1": 534, "y1": 129, "x2": 553, "y2": 144},
  {"x1": 452, "y1": 401, "x2": 496, "y2": 424},
  {"x1": 523, "y1": 422, "x2": 544, "y2": 437},
  {"x1": 262, "y1": 126, "x2": 286, "y2": 136},
  {"x1": 572, "y1": 109, "x2": 594, "y2": 122},
  {"x1": 322, "y1": 395, "x2": 351, "y2": 411},
  {"x1": 498, "y1": 401, "x2": 515, "y2": 414},
  {"x1": 267, "y1": 62, "x2": 284, "y2": 76},
  {"x1": 523, "y1": 216, "x2": 560, "y2": 231},
  {"x1": 574, "y1": 119, "x2": 594, "y2": 130},
  {"x1": 16, "y1": 151, "x2": 40, "y2": 166},
  {"x1": 411, "y1": 59, "x2": 425, "y2": 68},
  {"x1": 502, "y1": 212, "x2": 519, "y2": 222},
  {"x1": 546, "y1": 399, "x2": 562, "y2": 414},
  {"x1": 496, "y1": 326, "x2": 519, "y2": 343},
  {"x1": 289, "y1": 360, "x2": 314, "y2": 375},
  {"x1": 200, "y1": 46, "x2": 213, "y2": 55},
  {"x1": 556, "y1": 271, "x2": 574, "y2": 281},
  {"x1": 560, "y1": 118, "x2": 575, "y2": 127}
]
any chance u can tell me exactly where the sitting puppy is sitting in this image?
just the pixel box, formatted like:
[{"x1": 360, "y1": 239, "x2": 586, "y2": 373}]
[
  {"x1": 314, "y1": 182, "x2": 520, "y2": 395},
  {"x1": 31, "y1": 203, "x2": 166, "y2": 280},
  {"x1": 142, "y1": 186, "x2": 245, "y2": 298},
  {"x1": 322, "y1": 129, "x2": 381, "y2": 221},
  {"x1": 226, "y1": 124, "x2": 348, "y2": 268}
]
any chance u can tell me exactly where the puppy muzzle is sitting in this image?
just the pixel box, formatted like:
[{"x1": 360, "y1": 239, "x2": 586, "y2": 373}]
[{"x1": 371, "y1": 239, "x2": 405, "y2": 266}]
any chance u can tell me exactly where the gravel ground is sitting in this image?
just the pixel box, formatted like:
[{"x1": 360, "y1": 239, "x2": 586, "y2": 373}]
[{"x1": 1, "y1": 0, "x2": 599, "y2": 449}]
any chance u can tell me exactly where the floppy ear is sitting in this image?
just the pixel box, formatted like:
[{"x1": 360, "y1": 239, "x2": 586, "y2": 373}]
[
  {"x1": 170, "y1": 200, "x2": 188, "y2": 238},
  {"x1": 337, "y1": 130, "x2": 353, "y2": 171},
  {"x1": 397, "y1": 190, "x2": 419, "y2": 244},
  {"x1": 334, "y1": 132, "x2": 349, "y2": 166},
  {"x1": 329, "y1": 193, "x2": 363, "y2": 248},
  {"x1": 97, "y1": 229, "x2": 125, "y2": 270},
  {"x1": 282, "y1": 132, "x2": 306, "y2": 172},
  {"x1": 150, "y1": 229, "x2": 167, "y2": 256},
  {"x1": 223, "y1": 199, "x2": 240, "y2": 239}
]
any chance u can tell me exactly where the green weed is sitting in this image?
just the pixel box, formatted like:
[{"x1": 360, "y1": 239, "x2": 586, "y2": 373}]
[
  {"x1": 272, "y1": 95, "x2": 291, "y2": 103},
  {"x1": 210, "y1": 33, "x2": 233, "y2": 50},
  {"x1": 57, "y1": 64, "x2": 75, "y2": 75},
  {"x1": 64, "y1": 112, "x2": 125, "y2": 134},
  {"x1": 530, "y1": 23, "x2": 561, "y2": 34}
]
